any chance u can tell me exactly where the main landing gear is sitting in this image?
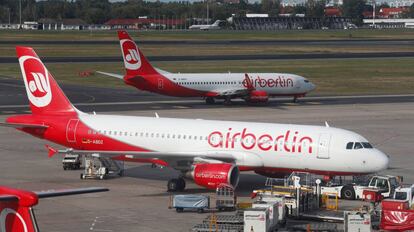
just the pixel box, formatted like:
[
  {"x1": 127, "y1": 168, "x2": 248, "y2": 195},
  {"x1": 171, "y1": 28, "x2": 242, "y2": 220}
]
[
  {"x1": 223, "y1": 97, "x2": 232, "y2": 105},
  {"x1": 167, "y1": 177, "x2": 186, "y2": 192},
  {"x1": 205, "y1": 97, "x2": 215, "y2": 105},
  {"x1": 293, "y1": 96, "x2": 298, "y2": 103}
]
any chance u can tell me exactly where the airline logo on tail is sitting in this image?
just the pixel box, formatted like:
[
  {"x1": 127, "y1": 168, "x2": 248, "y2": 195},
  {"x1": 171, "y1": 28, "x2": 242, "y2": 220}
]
[
  {"x1": 19, "y1": 55, "x2": 52, "y2": 107},
  {"x1": 0, "y1": 208, "x2": 28, "y2": 232},
  {"x1": 120, "y1": 39, "x2": 141, "y2": 70}
]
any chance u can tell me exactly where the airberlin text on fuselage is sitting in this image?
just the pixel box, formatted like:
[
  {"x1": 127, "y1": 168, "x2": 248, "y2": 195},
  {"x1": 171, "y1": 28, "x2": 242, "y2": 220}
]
[
  {"x1": 208, "y1": 128, "x2": 313, "y2": 154},
  {"x1": 243, "y1": 75, "x2": 294, "y2": 88}
]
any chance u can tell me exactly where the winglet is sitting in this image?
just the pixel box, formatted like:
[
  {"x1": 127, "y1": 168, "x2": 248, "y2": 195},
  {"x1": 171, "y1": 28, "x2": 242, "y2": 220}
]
[
  {"x1": 46, "y1": 144, "x2": 57, "y2": 158},
  {"x1": 244, "y1": 73, "x2": 255, "y2": 91}
]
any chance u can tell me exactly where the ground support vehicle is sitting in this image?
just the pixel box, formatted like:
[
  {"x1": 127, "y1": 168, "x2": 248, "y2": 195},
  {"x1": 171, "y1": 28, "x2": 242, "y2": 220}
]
[
  {"x1": 62, "y1": 154, "x2": 81, "y2": 170},
  {"x1": 173, "y1": 194, "x2": 210, "y2": 213},
  {"x1": 80, "y1": 154, "x2": 124, "y2": 180},
  {"x1": 320, "y1": 175, "x2": 401, "y2": 200}
]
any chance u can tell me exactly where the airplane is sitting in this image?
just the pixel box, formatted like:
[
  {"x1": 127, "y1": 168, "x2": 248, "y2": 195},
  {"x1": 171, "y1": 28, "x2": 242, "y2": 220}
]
[
  {"x1": 0, "y1": 186, "x2": 107, "y2": 232},
  {"x1": 2, "y1": 46, "x2": 388, "y2": 192},
  {"x1": 96, "y1": 30, "x2": 316, "y2": 105},
  {"x1": 189, "y1": 20, "x2": 223, "y2": 30}
]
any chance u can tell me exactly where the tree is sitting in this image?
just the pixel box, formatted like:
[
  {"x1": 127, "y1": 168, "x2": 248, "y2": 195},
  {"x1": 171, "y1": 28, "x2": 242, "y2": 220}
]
[
  {"x1": 342, "y1": 0, "x2": 366, "y2": 25},
  {"x1": 306, "y1": 0, "x2": 326, "y2": 18},
  {"x1": 261, "y1": 0, "x2": 281, "y2": 16}
]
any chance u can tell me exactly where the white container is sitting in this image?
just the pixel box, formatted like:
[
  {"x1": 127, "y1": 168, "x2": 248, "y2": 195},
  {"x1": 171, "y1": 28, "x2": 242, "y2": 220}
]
[
  {"x1": 244, "y1": 208, "x2": 269, "y2": 232},
  {"x1": 344, "y1": 211, "x2": 371, "y2": 232},
  {"x1": 252, "y1": 201, "x2": 279, "y2": 227},
  {"x1": 260, "y1": 196, "x2": 286, "y2": 222}
]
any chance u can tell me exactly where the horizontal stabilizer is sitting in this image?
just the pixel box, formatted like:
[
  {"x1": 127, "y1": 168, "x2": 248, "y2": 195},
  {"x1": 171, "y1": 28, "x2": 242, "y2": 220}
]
[
  {"x1": 0, "y1": 122, "x2": 48, "y2": 129},
  {"x1": 96, "y1": 71, "x2": 124, "y2": 80},
  {"x1": 0, "y1": 195, "x2": 19, "y2": 202},
  {"x1": 35, "y1": 187, "x2": 108, "y2": 198}
]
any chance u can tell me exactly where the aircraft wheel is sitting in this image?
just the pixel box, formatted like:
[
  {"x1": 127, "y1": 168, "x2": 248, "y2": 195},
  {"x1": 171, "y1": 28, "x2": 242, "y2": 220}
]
[
  {"x1": 341, "y1": 185, "x2": 356, "y2": 200},
  {"x1": 293, "y1": 96, "x2": 298, "y2": 103},
  {"x1": 177, "y1": 178, "x2": 186, "y2": 191},
  {"x1": 206, "y1": 97, "x2": 215, "y2": 105},
  {"x1": 167, "y1": 178, "x2": 179, "y2": 192},
  {"x1": 223, "y1": 97, "x2": 232, "y2": 105}
]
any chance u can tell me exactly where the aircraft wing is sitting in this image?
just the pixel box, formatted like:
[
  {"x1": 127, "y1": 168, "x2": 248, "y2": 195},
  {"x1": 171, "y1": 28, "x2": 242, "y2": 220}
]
[
  {"x1": 214, "y1": 73, "x2": 254, "y2": 97},
  {"x1": 215, "y1": 88, "x2": 250, "y2": 97},
  {"x1": 95, "y1": 71, "x2": 124, "y2": 80},
  {"x1": 46, "y1": 146, "x2": 263, "y2": 169},
  {"x1": 0, "y1": 122, "x2": 48, "y2": 129}
]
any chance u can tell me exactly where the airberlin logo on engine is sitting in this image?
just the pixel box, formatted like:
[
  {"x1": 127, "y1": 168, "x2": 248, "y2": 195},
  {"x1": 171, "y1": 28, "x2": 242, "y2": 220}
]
[
  {"x1": 19, "y1": 55, "x2": 52, "y2": 107},
  {"x1": 120, "y1": 39, "x2": 141, "y2": 70},
  {"x1": 0, "y1": 208, "x2": 28, "y2": 232},
  {"x1": 195, "y1": 173, "x2": 226, "y2": 180},
  {"x1": 243, "y1": 75, "x2": 294, "y2": 88},
  {"x1": 208, "y1": 128, "x2": 313, "y2": 154}
]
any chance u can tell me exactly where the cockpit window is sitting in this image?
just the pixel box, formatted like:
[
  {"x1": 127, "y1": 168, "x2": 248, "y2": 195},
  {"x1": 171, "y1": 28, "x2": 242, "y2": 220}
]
[
  {"x1": 354, "y1": 142, "x2": 363, "y2": 149},
  {"x1": 362, "y1": 142, "x2": 373, "y2": 148},
  {"x1": 346, "y1": 142, "x2": 354, "y2": 149},
  {"x1": 304, "y1": 80, "x2": 310, "y2": 83}
]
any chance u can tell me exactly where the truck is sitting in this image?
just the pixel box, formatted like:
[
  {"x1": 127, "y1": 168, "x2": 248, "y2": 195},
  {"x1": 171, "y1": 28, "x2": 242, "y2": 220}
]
[
  {"x1": 321, "y1": 175, "x2": 401, "y2": 200},
  {"x1": 62, "y1": 154, "x2": 81, "y2": 170},
  {"x1": 383, "y1": 184, "x2": 414, "y2": 209}
]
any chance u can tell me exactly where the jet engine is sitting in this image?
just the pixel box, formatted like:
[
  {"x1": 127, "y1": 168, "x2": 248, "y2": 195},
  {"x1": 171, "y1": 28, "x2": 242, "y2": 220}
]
[
  {"x1": 185, "y1": 163, "x2": 240, "y2": 189},
  {"x1": 247, "y1": 90, "x2": 269, "y2": 103}
]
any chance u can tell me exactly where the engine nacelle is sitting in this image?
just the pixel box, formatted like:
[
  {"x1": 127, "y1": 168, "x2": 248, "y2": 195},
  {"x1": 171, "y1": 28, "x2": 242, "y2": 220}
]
[
  {"x1": 186, "y1": 163, "x2": 240, "y2": 189},
  {"x1": 248, "y1": 90, "x2": 269, "y2": 103}
]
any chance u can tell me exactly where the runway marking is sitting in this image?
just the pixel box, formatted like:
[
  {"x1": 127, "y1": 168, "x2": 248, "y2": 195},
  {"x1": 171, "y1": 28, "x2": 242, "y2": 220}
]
[
  {"x1": 284, "y1": 103, "x2": 299, "y2": 106},
  {"x1": 173, "y1": 106, "x2": 190, "y2": 109},
  {"x1": 306, "y1": 102, "x2": 322, "y2": 105},
  {"x1": 0, "y1": 94, "x2": 413, "y2": 109}
]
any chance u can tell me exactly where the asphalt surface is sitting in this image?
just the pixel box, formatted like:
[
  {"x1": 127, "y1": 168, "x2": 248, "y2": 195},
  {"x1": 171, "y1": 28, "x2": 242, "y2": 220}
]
[
  {"x1": 1, "y1": 76, "x2": 414, "y2": 115},
  {"x1": 0, "y1": 101, "x2": 412, "y2": 231},
  {"x1": 1, "y1": 38, "x2": 413, "y2": 46},
  {"x1": 1, "y1": 52, "x2": 414, "y2": 63}
]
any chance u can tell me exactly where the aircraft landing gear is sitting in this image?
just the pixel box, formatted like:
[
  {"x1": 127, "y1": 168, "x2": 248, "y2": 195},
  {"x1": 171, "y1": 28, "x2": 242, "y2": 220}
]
[
  {"x1": 293, "y1": 96, "x2": 298, "y2": 103},
  {"x1": 206, "y1": 97, "x2": 215, "y2": 105},
  {"x1": 167, "y1": 177, "x2": 186, "y2": 192},
  {"x1": 224, "y1": 97, "x2": 232, "y2": 105}
]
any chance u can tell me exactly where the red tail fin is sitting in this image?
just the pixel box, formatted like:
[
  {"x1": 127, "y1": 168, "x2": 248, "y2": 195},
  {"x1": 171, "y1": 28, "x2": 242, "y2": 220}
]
[
  {"x1": 0, "y1": 186, "x2": 38, "y2": 232},
  {"x1": 16, "y1": 46, "x2": 76, "y2": 115},
  {"x1": 117, "y1": 30, "x2": 158, "y2": 76}
]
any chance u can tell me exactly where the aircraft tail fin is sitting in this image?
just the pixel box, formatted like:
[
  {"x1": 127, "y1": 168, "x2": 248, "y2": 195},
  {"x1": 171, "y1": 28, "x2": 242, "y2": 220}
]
[
  {"x1": 16, "y1": 46, "x2": 76, "y2": 116},
  {"x1": 117, "y1": 30, "x2": 158, "y2": 77}
]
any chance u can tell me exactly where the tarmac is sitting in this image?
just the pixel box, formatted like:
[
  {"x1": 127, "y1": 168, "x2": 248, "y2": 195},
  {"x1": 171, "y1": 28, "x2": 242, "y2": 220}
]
[{"x1": 0, "y1": 94, "x2": 413, "y2": 231}]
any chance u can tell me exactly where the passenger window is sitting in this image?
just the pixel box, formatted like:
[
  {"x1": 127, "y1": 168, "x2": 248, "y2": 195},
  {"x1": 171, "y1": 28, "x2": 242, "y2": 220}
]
[
  {"x1": 88, "y1": 130, "x2": 91, "y2": 134},
  {"x1": 346, "y1": 142, "x2": 354, "y2": 149},
  {"x1": 114, "y1": 131, "x2": 117, "y2": 135},
  {"x1": 354, "y1": 142, "x2": 363, "y2": 149}
]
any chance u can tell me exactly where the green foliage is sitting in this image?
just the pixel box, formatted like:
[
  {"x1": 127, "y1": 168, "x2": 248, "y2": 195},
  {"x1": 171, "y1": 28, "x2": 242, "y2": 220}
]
[{"x1": 342, "y1": 0, "x2": 366, "y2": 25}]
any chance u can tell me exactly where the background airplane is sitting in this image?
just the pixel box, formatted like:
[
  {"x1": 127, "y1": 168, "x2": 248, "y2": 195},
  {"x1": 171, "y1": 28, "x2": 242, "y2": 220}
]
[
  {"x1": 189, "y1": 20, "x2": 223, "y2": 30},
  {"x1": 97, "y1": 30, "x2": 316, "y2": 105},
  {"x1": 3, "y1": 47, "x2": 388, "y2": 192}
]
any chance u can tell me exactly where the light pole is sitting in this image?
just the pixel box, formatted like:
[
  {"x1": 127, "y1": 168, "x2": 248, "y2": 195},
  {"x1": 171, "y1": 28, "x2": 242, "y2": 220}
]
[
  {"x1": 6, "y1": 7, "x2": 10, "y2": 25},
  {"x1": 206, "y1": 0, "x2": 209, "y2": 24},
  {"x1": 372, "y1": 0, "x2": 376, "y2": 28},
  {"x1": 19, "y1": 0, "x2": 22, "y2": 29}
]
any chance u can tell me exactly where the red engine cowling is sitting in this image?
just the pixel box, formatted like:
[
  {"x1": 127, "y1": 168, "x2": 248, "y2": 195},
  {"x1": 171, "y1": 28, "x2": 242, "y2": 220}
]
[
  {"x1": 187, "y1": 163, "x2": 240, "y2": 189},
  {"x1": 248, "y1": 90, "x2": 269, "y2": 103}
]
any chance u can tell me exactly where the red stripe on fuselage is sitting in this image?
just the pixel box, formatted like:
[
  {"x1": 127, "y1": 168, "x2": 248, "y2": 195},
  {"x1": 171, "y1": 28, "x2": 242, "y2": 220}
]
[{"x1": 125, "y1": 74, "x2": 217, "y2": 97}]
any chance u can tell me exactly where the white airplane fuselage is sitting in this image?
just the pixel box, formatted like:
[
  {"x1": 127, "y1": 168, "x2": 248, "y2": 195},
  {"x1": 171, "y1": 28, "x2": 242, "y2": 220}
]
[{"x1": 76, "y1": 113, "x2": 388, "y2": 176}]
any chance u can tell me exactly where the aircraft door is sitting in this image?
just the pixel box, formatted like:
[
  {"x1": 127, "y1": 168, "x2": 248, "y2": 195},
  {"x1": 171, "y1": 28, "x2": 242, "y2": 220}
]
[
  {"x1": 66, "y1": 119, "x2": 79, "y2": 143},
  {"x1": 158, "y1": 78, "x2": 164, "y2": 89},
  {"x1": 317, "y1": 133, "x2": 331, "y2": 159}
]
